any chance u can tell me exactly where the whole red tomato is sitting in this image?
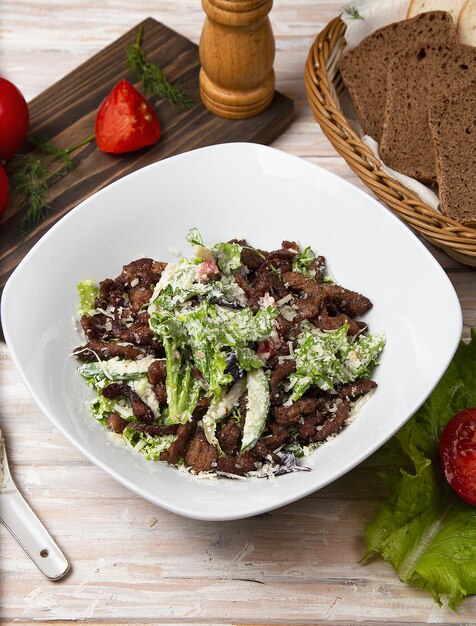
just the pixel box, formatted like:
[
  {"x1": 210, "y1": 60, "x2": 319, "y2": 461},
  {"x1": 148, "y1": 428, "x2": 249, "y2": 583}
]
[
  {"x1": 440, "y1": 407, "x2": 476, "y2": 506},
  {"x1": 95, "y1": 79, "x2": 161, "y2": 154},
  {"x1": 0, "y1": 164, "x2": 10, "y2": 218},
  {"x1": 0, "y1": 78, "x2": 29, "y2": 161}
]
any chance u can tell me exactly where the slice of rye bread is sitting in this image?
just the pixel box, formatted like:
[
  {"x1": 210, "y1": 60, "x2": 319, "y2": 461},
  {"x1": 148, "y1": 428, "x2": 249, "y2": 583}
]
[
  {"x1": 339, "y1": 11, "x2": 457, "y2": 142},
  {"x1": 428, "y1": 85, "x2": 476, "y2": 227},
  {"x1": 380, "y1": 43, "x2": 476, "y2": 183}
]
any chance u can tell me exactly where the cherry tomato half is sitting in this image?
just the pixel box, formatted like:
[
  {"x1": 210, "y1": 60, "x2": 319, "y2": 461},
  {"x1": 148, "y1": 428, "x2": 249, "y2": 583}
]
[
  {"x1": 0, "y1": 78, "x2": 29, "y2": 162},
  {"x1": 440, "y1": 408, "x2": 476, "y2": 506},
  {"x1": 0, "y1": 164, "x2": 10, "y2": 218},
  {"x1": 95, "y1": 79, "x2": 161, "y2": 154}
]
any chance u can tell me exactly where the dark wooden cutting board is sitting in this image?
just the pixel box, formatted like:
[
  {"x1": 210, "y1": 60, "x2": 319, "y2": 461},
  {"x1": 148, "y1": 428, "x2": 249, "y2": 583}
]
[{"x1": 0, "y1": 18, "x2": 293, "y2": 293}]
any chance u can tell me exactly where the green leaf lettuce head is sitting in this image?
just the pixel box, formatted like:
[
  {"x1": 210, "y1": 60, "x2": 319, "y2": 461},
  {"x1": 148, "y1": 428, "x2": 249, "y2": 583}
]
[{"x1": 363, "y1": 328, "x2": 476, "y2": 610}]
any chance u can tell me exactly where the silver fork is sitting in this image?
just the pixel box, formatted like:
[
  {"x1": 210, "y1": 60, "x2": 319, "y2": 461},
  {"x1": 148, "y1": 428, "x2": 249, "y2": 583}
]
[{"x1": 0, "y1": 429, "x2": 69, "y2": 580}]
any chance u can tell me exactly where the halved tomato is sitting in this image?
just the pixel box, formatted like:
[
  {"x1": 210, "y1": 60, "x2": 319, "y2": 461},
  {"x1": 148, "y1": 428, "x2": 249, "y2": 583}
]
[
  {"x1": 440, "y1": 408, "x2": 476, "y2": 506},
  {"x1": 95, "y1": 79, "x2": 161, "y2": 154}
]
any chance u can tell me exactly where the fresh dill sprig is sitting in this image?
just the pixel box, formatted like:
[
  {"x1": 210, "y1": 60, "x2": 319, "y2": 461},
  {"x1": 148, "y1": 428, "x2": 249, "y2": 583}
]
[
  {"x1": 343, "y1": 5, "x2": 364, "y2": 19},
  {"x1": 10, "y1": 155, "x2": 50, "y2": 231},
  {"x1": 127, "y1": 25, "x2": 194, "y2": 109},
  {"x1": 11, "y1": 134, "x2": 95, "y2": 233},
  {"x1": 30, "y1": 136, "x2": 78, "y2": 171}
]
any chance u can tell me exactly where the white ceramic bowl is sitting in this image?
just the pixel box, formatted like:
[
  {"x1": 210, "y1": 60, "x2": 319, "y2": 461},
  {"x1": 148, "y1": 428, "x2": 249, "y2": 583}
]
[{"x1": 2, "y1": 143, "x2": 462, "y2": 521}]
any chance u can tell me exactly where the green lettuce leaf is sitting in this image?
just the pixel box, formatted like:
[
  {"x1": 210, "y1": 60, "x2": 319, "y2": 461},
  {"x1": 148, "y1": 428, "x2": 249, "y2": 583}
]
[
  {"x1": 292, "y1": 246, "x2": 315, "y2": 277},
  {"x1": 363, "y1": 328, "x2": 476, "y2": 610},
  {"x1": 77, "y1": 280, "x2": 99, "y2": 316},
  {"x1": 289, "y1": 323, "x2": 385, "y2": 399},
  {"x1": 123, "y1": 427, "x2": 174, "y2": 461},
  {"x1": 213, "y1": 242, "x2": 242, "y2": 273},
  {"x1": 186, "y1": 226, "x2": 204, "y2": 247}
]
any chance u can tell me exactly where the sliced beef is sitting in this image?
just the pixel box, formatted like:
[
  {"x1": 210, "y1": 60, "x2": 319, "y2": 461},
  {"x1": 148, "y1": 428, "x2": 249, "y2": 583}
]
[
  {"x1": 152, "y1": 383, "x2": 167, "y2": 406},
  {"x1": 325, "y1": 285, "x2": 372, "y2": 318},
  {"x1": 185, "y1": 429, "x2": 218, "y2": 473},
  {"x1": 217, "y1": 452, "x2": 256, "y2": 476},
  {"x1": 129, "y1": 285, "x2": 153, "y2": 313},
  {"x1": 272, "y1": 398, "x2": 319, "y2": 425},
  {"x1": 107, "y1": 412, "x2": 127, "y2": 434},
  {"x1": 297, "y1": 412, "x2": 327, "y2": 442},
  {"x1": 338, "y1": 379, "x2": 377, "y2": 400},
  {"x1": 251, "y1": 441, "x2": 280, "y2": 464},
  {"x1": 313, "y1": 309, "x2": 361, "y2": 335},
  {"x1": 102, "y1": 383, "x2": 155, "y2": 423},
  {"x1": 80, "y1": 313, "x2": 108, "y2": 340},
  {"x1": 217, "y1": 420, "x2": 241, "y2": 455},
  {"x1": 258, "y1": 423, "x2": 290, "y2": 452},
  {"x1": 241, "y1": 247, "x2": 265, "y2": 271},
  {"x1": 281, "y1": 240, "x2": 299, "y2": 252},
  {"x1": 309, "y1": 256, "x2": 326, "y2": 282},
  {"x1": 235, "y1": 273, "x2": 253, "y2": 297},
  {"x1": 312, "y1": 399, "x2": 351, "y2": 442},
  {"x1": 195, "y1": 395, "x2": 212, "y2": 415},
  {"x1": 276, "y1": 314, "x2": 295, "y2": 340},
  {"x1": 96, "y1": 278, "x2": 126, "y2": 309},
  {"x1": 112, "y1": 318, "x2": 155, "y2": 345},
  {"x1": 118, "y1": 258, "x2": 157, "y2": 287},
  {"x1": 161, "y1": 419, "x2": 197, "y2": 465},
  {"x1": 282, "y1": 271, "x2": 325, "y2": 321},
  {"x1": 128, "y1": 422, "x2": 179, "y2": 436},
  {"x1": 269, "y1": 360, "x2": 296, "y2": 406},
  {"x1": 74, "y1": 340, "x2": 146, "y2": 362},
  {"x1": 260, "y1": 249, "x2": 295, "y2": 275},
  {"x1": 148, "y1": 360, "x2": 167, "y2": 384}
]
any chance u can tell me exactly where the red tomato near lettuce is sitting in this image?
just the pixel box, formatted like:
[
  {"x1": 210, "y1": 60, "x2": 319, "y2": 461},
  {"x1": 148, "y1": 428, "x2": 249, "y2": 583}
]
[
  {"x1": 440, "y1": 408, "x2": 476, "y2": 506},
  {"x1": 0, "y1": 164, "x2": 10, "y2": 218},
  {"x1": 95, "y1": 80, "x2": 161, "y2": 154},
  {"x1": 0, "y1": 78, "x2": 29, "y2": 161}
]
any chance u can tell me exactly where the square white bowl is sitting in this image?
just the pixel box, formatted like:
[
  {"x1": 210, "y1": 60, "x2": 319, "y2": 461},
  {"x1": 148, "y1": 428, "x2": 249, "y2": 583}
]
[{"x1": 1, "y1": 143, "x2": 462, "y2": 521}]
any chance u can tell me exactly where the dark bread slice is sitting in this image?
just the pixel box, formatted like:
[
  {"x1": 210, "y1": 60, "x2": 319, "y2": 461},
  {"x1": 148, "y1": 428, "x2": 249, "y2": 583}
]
[
  {"x1": 339, "y1": 11, "x2": 456, "y2": 142},
  {"x1": 380, "y1": 43, "x2": 476, "y2": 182},
  {"x1": 428, "y1": 85, "x2": 476, "y2": 227}
]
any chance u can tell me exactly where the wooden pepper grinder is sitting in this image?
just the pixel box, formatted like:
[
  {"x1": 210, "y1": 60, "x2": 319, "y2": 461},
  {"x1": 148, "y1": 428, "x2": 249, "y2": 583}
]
[{"x1": 199, "y1": 0, "x2": 275, "y2": 119}]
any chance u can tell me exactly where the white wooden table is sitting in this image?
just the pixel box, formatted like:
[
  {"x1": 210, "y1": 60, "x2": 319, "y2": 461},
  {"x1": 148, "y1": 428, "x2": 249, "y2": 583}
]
[{"x1": 1, "y1": 1, "x2": 475, "y2": 623}]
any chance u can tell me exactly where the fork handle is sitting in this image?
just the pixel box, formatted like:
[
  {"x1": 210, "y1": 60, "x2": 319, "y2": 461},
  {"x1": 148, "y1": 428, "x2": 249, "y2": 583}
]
[{"x1": 0, "y1": 484, "x2": 69, "y2": 580}]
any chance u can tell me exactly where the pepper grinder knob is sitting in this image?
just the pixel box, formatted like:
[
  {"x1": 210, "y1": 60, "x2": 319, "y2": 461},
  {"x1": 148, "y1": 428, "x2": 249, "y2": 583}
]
[{"x1": 199, "y1": 0, "x2": 275, "y2": 119}]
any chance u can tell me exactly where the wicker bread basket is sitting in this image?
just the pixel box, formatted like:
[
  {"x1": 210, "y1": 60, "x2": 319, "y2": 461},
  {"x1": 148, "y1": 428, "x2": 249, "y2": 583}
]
[{"x1": 304, "y1": 16, "x2": 476, "y2": 267}]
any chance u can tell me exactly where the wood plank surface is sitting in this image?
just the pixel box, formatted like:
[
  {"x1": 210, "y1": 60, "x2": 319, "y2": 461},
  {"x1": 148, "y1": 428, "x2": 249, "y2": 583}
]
[
  {"x1": 1, "y1": 0, "x2": 475, "y2": 624},
  {"x1": 0, "y1": 18, "x2": 293, "y2": 292}
]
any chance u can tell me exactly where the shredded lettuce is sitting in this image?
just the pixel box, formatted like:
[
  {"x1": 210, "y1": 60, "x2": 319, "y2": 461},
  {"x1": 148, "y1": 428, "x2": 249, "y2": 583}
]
[
  {"x1": 123, "y1": 427, "x2": 174, "y2": 461},
  {"x1": 150, "y1": 257, "x2": 246, "y2": 311},
  {"x1": 177, "y1": 302, "x2": 277, "y2": 397},
  {"x1": 213, "y1": 242, "x2": 242, "y2": 273},
  {"x1": 77, "y1": 280, "x2": 99, "y2": 316},
  {"x1": 289, "y1": 323, "x2": 385, "y2": 399},
  {"x1": 292, "y1": 246, "x2": 315, "y2": 277},
  {"x1": 186, "y1": 227, "x2": 204, "y2": 247},
  {"x1": 363, "y1": 329, "x2": 476, "y2": 610}
]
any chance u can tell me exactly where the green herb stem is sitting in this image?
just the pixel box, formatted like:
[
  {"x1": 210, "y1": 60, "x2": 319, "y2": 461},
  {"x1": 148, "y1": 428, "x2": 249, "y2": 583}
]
[
  {"x1": 127, "y1": 25, "x2": 193, "y2": 109},
  {"x1": 12, "y1": 134, "x2": 96, "y2": 233}
]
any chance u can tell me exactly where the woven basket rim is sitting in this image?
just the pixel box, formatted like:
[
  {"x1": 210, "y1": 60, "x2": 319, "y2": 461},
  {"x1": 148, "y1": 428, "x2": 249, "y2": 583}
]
[{"x1": 304, "y1": 15, "x2": 476, "y2": 265}]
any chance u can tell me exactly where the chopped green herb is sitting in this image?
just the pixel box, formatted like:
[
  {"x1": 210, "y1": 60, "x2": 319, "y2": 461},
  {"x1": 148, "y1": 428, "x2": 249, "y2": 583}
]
[
  {"x1": 343, "y1": 5, "x2": 364, "y2": 19},
  {"x1": 127, "y1": 25, "x2": 193, "y2": 109}
]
